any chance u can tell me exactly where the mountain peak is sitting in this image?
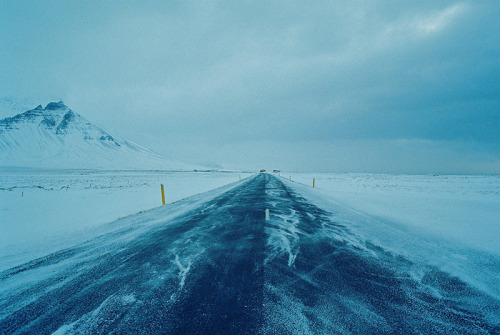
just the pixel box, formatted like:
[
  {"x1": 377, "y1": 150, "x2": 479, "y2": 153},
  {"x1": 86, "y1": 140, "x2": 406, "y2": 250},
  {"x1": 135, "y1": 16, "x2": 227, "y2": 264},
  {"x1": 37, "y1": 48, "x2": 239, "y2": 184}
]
[
  {"x1": 45, "y1": 101, "x2": 68, "y2": 111},
  {"x1": 0, "y1": 101, "x2": 197, "y2": 170}
]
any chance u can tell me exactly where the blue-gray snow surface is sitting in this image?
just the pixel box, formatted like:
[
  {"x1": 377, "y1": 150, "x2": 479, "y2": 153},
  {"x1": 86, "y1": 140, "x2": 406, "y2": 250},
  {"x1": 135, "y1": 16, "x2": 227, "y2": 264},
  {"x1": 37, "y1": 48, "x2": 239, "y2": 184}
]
[{"x1": 0, "y1": 174, "x2": 499, "y2": 334}]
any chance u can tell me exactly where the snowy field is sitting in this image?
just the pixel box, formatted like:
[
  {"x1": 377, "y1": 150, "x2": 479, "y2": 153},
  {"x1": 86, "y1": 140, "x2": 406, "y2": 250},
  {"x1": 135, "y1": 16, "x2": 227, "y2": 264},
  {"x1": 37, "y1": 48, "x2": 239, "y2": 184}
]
[
  {"x1": 0, "y1": 169, "x2": 243, "y2": 268},
  {"x1": 1, "y1": 172, "x2": 498, "y2": 333},
  {"x1": 281, "y1": 173, "x2": 500, "y2": 298},
  {"x1": 288, "y1": 173, "x2": 500, "y2": 255},
  {"x1": 1, "y1": 169, "x2": 498, "y2": 298}
]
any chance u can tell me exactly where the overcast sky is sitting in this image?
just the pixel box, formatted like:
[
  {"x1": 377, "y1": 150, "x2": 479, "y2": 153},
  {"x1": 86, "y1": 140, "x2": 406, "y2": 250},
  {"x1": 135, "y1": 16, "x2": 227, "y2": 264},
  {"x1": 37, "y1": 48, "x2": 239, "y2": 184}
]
[{"x1": 1, "y1": 1, "x2": 498, "y2": 173}]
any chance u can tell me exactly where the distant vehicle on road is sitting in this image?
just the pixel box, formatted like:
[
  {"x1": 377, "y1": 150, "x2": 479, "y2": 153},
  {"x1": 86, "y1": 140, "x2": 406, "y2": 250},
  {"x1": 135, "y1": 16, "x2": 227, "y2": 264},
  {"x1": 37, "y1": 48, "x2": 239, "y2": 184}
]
[
  {"x1": 260, "y1": 169, "x2": 266, "y2": 173},
  {"x1": 273, "y1": 170, "x2": 280, "y2": 173}
]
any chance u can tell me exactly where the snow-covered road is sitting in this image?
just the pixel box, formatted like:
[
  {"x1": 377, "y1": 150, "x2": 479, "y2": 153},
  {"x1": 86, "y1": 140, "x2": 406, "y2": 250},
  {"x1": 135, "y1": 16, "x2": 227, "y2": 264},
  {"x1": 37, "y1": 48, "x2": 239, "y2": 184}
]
[{"x1": 1, "y1": 174, "x2": 498, "y2": 334}]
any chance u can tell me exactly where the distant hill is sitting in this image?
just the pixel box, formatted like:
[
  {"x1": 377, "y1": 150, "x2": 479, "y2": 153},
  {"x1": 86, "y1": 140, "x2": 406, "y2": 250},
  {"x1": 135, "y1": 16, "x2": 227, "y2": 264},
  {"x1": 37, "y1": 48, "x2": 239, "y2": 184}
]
[{"x1": 0, "y1": 101, "x2": 196, "y2": 170}]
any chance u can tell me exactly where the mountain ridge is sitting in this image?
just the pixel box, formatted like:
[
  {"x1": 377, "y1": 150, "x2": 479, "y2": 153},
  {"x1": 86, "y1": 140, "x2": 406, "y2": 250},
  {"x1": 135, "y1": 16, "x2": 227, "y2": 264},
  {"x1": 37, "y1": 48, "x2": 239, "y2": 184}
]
[{"x1": 0, "y1": 101, "x2": 196, "y2": 170}]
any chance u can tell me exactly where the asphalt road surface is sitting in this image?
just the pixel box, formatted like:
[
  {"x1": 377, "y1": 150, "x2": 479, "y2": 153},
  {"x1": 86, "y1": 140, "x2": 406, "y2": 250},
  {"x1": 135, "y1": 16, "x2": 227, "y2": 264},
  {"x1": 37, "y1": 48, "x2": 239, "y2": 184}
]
[{"x1": 1, "y1": 174, "x2": 499, "y2": 334}]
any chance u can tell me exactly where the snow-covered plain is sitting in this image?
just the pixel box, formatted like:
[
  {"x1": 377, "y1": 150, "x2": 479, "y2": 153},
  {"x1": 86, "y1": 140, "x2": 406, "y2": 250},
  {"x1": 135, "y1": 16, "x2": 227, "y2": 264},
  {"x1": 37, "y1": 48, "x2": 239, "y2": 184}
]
[
  {"x1": 280, "y1": 173, "x2": 500, "y2": 299},
  {"x1": 287, "y1": 173, "x2": 500, "y2": 255},
  {"x1": 1, "y1": 170, "x2": 498, "y2": 300},
  {"x1": 0, "y1": 169, "x2": 243, "y2": 269}
]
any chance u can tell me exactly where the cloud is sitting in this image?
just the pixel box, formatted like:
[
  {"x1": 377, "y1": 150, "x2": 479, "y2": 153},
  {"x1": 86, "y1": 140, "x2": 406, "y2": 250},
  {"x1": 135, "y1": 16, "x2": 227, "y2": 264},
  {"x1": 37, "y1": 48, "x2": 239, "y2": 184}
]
[
  {"x1": 416, "y1": 3, "x2": 466, "y2": 34},
  {"x1": 0, "y1": 0, "x2": 498, "y2": 172}
]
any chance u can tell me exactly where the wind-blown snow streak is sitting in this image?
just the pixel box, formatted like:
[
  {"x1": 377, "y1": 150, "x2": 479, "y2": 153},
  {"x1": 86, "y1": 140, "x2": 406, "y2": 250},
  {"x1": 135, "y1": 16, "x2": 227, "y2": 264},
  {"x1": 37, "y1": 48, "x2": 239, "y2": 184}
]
[{"x1": 262, "y1": 176, "x2": 500, "y2": 334}]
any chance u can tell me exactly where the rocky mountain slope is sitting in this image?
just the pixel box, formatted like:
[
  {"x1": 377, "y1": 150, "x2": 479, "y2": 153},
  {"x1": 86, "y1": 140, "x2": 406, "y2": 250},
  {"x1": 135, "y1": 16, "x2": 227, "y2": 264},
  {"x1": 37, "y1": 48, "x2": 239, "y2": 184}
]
[{"x1": 0, "y1": 101, "x2": 195, "y2": 170}]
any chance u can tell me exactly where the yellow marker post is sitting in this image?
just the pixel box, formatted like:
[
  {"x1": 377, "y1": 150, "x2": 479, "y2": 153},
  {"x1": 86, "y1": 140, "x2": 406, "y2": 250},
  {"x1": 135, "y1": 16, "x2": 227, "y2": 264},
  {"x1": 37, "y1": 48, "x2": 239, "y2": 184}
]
[
  {"x1": 313, "y1": 178, "x2": 315, "y2": 188},
  {"x1": 161, "y1": 184, "x2": 166, "y2": 205},
  {"x1": 289, "y1": 176, "x2": 291, "y2": 181},
  {"x1": 239, "y1": 175, "x2": 241, "y2": 181}
]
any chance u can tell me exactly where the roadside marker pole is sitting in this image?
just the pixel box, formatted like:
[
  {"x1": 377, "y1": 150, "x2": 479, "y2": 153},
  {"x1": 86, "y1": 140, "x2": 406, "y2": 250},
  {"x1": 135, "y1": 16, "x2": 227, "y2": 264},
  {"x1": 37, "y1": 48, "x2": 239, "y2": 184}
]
[
  {"x1": 313, "y1": 178, "x2": 315, "y2": 188},
  {"x1": 289, "y1": 176, "x2": 291, "y2": 180},
  {"x1": 161, "y1": 184, "x2": 166, "y2": 205},
  {"x1": 239, "y1": 175, "x2": 241, "y2": 181}
]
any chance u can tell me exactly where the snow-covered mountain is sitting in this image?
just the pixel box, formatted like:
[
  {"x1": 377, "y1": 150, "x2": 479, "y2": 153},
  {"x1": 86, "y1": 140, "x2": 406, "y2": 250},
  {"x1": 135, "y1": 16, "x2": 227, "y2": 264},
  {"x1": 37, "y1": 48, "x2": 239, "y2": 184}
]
[{"x1": 0, "y1": 101, "x2": 195, "y2": 170}]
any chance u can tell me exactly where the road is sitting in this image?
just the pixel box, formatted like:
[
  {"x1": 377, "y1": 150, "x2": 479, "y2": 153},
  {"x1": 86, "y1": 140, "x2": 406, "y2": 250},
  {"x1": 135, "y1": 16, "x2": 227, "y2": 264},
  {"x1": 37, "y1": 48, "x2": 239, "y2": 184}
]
[{"x1": 1, "y1": 173, "x2": 498, "y2": 334}]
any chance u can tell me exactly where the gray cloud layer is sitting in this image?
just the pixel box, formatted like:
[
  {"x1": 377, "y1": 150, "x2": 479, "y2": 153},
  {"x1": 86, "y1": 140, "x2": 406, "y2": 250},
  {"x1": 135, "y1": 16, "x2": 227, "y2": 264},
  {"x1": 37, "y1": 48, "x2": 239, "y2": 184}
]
[{"x1": 1, "y1": 1, "x2": 498, "y2": 172}]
